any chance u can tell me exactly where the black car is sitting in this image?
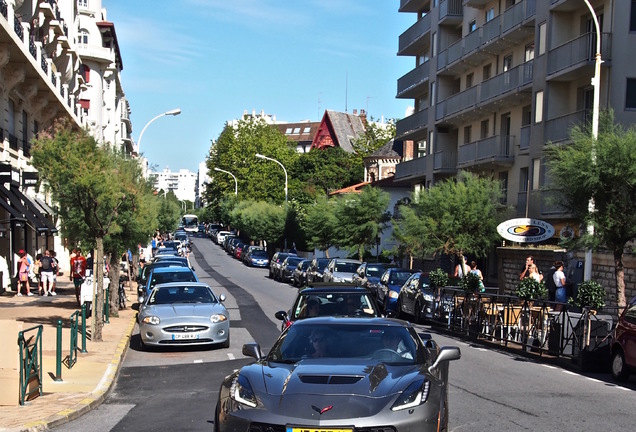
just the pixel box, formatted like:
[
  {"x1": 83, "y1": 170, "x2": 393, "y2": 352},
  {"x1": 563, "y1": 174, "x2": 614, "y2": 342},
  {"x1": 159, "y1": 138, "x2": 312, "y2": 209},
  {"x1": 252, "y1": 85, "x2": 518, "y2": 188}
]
[
  {"x1": 291, "y1": 259, "x2": 311, "y2": 287},
  {"x1": 397, "y1": 272, "x2": 453, "y2": 323},
  {"x1": 376, "y1": 268, "x2": 421, "y2": 313},
  {"x1": 280, "y1": 256, "x2": 306, "y2": 283},
  {"x1": 305, "y1": 257, "x2": 330, "y2": 285},
  {"x1": 269, "y1": 252, "x2": 297, "y2": 280},
  {"x1": 352, "y1": 262, "x2": 395, "y2": 298}
]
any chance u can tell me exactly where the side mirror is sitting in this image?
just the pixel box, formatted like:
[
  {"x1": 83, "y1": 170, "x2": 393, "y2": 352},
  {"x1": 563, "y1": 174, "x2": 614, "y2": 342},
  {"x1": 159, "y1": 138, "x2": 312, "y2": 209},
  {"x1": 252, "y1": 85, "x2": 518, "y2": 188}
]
[
  {"x1": 138, "y1": 295, "x2": 145, "y2": 304},
  {"x1": 242, "y1": 342, "x2": 263, "y2": 360},
  {"x1": 275, "y1": 310, "x2": 289, "y2": 322},
  {"x1": 428, "y1": 346, "x2": 461, "y2": 374},
  {"x1": 219, "y1": 293, "x2": 226, "y2": 302}
]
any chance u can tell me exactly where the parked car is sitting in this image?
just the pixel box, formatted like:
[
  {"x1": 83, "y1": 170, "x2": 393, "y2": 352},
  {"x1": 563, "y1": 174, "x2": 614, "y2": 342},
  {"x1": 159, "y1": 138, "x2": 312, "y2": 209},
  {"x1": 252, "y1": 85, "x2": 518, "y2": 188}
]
[
  {"x1": 140, "y1": 266, "x2": 199, "y2": 298},
  {"x1": 376, "y1": 268, "x2": 421, "y2": 313},
  {"x1": 322, "y1": 258, "x2": 362, "y2": 283},
  {"x1": 215, "y1": 318, "x2": 461, "y2": 432},
  {"x1": 244, "y1": 249, "x2": 270, "y2": 268},
  {"x1": 352, "y1": 262, "x2": 395, "y2": 297},
  {"x1": 216, "y1": 230, "x2": 231, "y2": 245},
  {"x1": 137, "y1": 260, "x2": 190, "y2": 298},
  {"x1": 280, "y1": 256, "x2": 306, "y2": 283},
  {"x1": 269, "y1": 252, "x2": 297, "y2": 280},
  {"x1": 397, "y1": 272, "x2": 453, "y2": 323},
  {"x1": 291, "y1": 259, "x2": 311, "y2": 287},
  {"x1": 233, "y1": 242, "x2": 246, "y2": 260},
  {"x1": 275, "y1": 284, "x2": 381, "y2": 330},
  {"x1": 611, "y1": 296, "x2": 636, "y2": 381},
  {"x1": 305, "y1": 257, "x2": 330, "y2": 285},
  {"x1": 241, "y1": 246, "x2": 264, "y2": 265},
  {"x1": 137, "y1": 282, "x2": 229, "y2": 350}
]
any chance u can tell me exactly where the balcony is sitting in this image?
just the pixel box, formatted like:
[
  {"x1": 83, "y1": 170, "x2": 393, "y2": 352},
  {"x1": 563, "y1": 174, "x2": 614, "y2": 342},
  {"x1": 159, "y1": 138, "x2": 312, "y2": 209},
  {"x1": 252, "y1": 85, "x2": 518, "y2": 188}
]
[
  {"x1": 480, "y1": 60, "x2": 533, "y2": 104},
  {"x1": 398, "y1": 13, "x2": 431, "y2": 56},
  {"x1": 439, "y1": 0, "x2": 463, "y2": 26},
  {"x1": 435, "y1": 86, "x2": 478, "y2": 122},
  {"x1": 399, "y1": 0, "x2": 430, "y2": 13},
  {"x1": 396, "y1": 107, "x2": 429, "y2": 140},
  {"x1": 519, "y1": 125, "x2": 531, "y2": 152},
  {"x1": 433, "y1": 150, "x2": 457, "y2": 174},
  {"x1": 458, "y1": 135, "x2": 514, "y2": 169},
  {"x1": 394, "y1": 155, "x2": 427, "y2": 181},
  {"x1": 547, "y1": 32, "x2": 612, "y2": 81},
  {"x1": 464, "y1": 0, "x2": 490, "y2": 7},
  {"x1": 397, "y1": 60, "x2": 430, "y2": 99},
  {"x1": 544, "y1": 110, "x2": 589, "y2": 143}
]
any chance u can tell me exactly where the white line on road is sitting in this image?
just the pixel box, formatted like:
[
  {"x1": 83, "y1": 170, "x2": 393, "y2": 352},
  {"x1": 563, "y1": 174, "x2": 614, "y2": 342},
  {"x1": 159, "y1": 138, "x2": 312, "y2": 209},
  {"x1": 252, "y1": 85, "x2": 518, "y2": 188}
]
[
  {"x1": 227, "y1": 353, "x2": 235, "y2": 360},
  {"x1": 194, "y1": 359, "x2": 203, "y2": 363}
]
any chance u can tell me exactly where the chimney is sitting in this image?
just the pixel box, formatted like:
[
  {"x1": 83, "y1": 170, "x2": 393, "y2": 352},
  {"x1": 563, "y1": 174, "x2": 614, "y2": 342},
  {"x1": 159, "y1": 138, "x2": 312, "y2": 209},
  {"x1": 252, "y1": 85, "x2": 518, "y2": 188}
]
[
  {"x1": 353, "y1": 109, "x2": 357, "y2": 115},
  {"x1": 359, "y1": 109, "x2": 367, "y2": 123}
]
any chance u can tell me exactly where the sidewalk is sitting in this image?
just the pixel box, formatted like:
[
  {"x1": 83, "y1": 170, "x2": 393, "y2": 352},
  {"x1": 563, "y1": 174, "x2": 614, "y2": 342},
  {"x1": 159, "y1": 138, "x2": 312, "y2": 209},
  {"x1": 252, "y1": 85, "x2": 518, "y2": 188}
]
[{"x1": 0, "y1": 279, "x2": 136, "y2": 432}]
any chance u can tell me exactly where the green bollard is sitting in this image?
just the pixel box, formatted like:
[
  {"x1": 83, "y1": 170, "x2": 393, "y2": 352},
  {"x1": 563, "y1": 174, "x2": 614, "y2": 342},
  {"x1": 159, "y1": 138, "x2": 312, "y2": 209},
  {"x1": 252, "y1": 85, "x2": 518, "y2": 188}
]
[
  {"x1": 104, "y1": 286, "x2": 110, "y2": 324},
  {"x1": 81, "y1": 304, "x2": 87, "y2": 353},
  {"x1": 55, "y1": 319, "x2": 63, "y2": 381}
]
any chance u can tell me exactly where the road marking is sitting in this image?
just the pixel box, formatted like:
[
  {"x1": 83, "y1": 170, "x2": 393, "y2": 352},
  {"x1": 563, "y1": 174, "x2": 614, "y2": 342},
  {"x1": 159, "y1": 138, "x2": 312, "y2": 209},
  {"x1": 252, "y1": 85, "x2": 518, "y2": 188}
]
[
  {"x1": 194, "y1": 359, "x2": 203, "y2": 363},
  {"x1": 541, "y1": 364, "x2": 557, "y2": 369},
  {"x1": 227, "y1": 353, "x2": 235, "y2": 360}
]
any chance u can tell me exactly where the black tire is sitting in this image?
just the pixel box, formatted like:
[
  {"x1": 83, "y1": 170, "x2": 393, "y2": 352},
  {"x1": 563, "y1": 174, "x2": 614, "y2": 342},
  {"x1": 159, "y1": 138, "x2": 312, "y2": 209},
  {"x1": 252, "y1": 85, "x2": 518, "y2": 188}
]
[
  {"x1": 611, "y1": 348, "x2": 630, "y2": 382},
  {"x1": 220, "y1": 333, "x2": 230, "y2": 349},
  {"x1": 214, "y1": 400, "x2": 221, "y2": 432},
  {"x1": 415, "y1": 301, "x2": 425, "y2": 324}
]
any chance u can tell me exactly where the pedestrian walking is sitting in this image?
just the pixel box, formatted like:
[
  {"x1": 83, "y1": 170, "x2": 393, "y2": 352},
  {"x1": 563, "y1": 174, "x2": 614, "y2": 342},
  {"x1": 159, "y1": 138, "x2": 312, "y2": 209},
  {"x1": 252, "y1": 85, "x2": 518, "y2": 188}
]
[
  {"x1": 70, "y1": 249, "x2": 87, "y2": 306},
  {"x1": 553, "y1": 261, "x2": 567, "y2": 311},
  {"x1": 50, "y1": 250, "x2": 59, "y2": 295},
  {"x1": 454, "y1": 255, "x2": 469, "y2": 278},
  {"x1": 16, "y1": 250, "x2": 32, "y2": 296},
  {"x1": 39, "y1": 250, "x2": 55, "y2": 296}
]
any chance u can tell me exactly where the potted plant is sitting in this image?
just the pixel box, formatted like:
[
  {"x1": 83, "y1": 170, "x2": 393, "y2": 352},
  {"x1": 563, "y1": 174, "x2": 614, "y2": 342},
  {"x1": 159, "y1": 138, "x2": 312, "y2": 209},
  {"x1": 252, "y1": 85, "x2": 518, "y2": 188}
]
[
  {"x1": 569, "y1": 280, "x2": 606, "y2": 311},
  {"x1": 515, "y1": 277, "x2": 547, "y2": 301},
  {"x1": 459, "y1": 273, "x2": 482, "y2": 334},
  {"x1": 568, "y1": 280, "x2": 607, "y2": 371},
  {"x1": 429, "y1": 268, "x2": 448, "y2": 290}
]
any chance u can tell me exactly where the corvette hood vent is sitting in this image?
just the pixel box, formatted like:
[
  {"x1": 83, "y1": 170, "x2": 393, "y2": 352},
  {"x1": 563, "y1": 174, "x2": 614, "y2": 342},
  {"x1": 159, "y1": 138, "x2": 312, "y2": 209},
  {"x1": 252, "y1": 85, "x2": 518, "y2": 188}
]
[{"x1": 299, "y1": 374, "x2": 362, "y2": 385}]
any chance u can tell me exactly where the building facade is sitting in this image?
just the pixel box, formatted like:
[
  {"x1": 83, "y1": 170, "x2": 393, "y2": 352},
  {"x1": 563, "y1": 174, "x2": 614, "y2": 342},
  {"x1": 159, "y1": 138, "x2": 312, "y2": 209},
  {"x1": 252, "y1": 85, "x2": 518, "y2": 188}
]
[
  {"x1": 150, "y1": 167, "x2": 197, "y2": 204},
  {"x1": 395, "y1": 0, "x2": 636, "y2": 236},
  {"x1": 0, "y1": 0, "x2": 131, "y2": 290}
]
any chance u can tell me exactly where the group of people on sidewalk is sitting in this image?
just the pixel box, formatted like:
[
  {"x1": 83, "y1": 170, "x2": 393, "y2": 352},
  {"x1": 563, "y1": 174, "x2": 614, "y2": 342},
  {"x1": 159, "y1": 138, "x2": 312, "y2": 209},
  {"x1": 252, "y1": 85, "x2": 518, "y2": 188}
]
[
  {"x1": 16, "y1": 248, "x2": 60, "y2": 297},
  {"x1": 519, "y1": 255, "x2": 569, "y2": 307}
]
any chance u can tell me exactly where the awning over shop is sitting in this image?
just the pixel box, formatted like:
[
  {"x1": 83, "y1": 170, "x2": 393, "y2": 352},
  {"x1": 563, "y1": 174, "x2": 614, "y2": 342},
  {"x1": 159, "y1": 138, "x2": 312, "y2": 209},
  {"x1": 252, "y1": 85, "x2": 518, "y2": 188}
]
[{"x1": 0, "y1": 185, "x2": 55, "y2": 233}]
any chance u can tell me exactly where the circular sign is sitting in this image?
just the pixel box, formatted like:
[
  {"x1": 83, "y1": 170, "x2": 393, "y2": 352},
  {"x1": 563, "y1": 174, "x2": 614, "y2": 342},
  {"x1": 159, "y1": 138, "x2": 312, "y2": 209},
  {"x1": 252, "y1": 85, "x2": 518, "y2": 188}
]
[{"x1": 496, "y1": 218, "x2": 555, "y2": 243}]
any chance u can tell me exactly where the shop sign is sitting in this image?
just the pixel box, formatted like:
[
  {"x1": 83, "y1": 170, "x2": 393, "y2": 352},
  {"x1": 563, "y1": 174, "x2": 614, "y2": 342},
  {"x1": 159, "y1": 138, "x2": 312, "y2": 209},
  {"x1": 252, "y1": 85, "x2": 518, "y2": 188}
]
[{"x1": 497, "y1": 218, "x2": 555, "y2": 243}]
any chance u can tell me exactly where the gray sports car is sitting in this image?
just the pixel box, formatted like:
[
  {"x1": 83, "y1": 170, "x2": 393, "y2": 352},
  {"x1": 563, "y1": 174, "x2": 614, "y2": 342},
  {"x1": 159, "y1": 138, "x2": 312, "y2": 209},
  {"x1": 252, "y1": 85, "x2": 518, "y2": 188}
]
[
  {"x1": 215, "y1": 317, "x2": 460, "y2": 432},
  {"x1": 137, "y1": 282, "x2": 230, "y2": 349}
]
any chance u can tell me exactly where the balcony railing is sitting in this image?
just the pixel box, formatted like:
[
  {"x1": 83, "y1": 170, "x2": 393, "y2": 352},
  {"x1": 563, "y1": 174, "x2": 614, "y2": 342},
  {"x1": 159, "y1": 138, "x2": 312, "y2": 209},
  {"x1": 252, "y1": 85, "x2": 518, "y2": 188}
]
[
  {"x1": 519, "y1": 125, "x2": 531, "y2": 151},
  {"x1": 398, "y1": 13, "x2": 431, "y2": 55},
  {"x1": 458, "y1": 135, "x2": 514, "y2": 166},
  {"x1": 544, "y1": 110, "x2": 589, "y2": 143},
  {"x1": 436, "y1": 86, "x2": 478, "y2": 121},
  {"x1": 397, "y1": 60, "x2": 430, "y2": 98},
  {"x1": 396, "y1": 107, "x2": 429, "y2": 138},
  {"x1": 502, "y1": 0, "x2": 536, "y2": 33},
  {"x1": 395, "y1": 155, "x2": 427, "y2": 180},
  {"x1": 480, "y1": 60, "x2": 533, "y2": 103},
  {"x1": 439, "y1": 0, "x2": 463, "y2": 21},
  {"x1": 14, "y1": 14, "x2": 23, "y2": 41},
  {"x1": 9, "y1": 133, "x2": 18, "y2": 151},
  {"x1": 433, "y1": 150, "x2": 457, "y2": 172},
  {"x1": 0, "y1": 0, "x2": 7, "y2": 19},
  {"x1": 547, "y1": 32, "x2": 612, "y2": 76}
]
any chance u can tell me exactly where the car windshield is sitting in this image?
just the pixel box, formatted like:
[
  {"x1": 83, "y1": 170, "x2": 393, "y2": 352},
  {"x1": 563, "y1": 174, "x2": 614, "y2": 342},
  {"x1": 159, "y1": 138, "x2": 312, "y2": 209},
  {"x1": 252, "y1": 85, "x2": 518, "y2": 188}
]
[
  {"x1": 268, "y1": 323, "x2": 421, "y2": 364},
  {"x1": 149, "y1": 285, "x2": 217, "y2": 305},
  {"x1": 149, "y1": 271, "x2": 197, "y2": 290},
  {"x1": 390, "y1": 271, "x2": 416, "y2": 286},
  {"x1": 366, "y1": 265, "x2": 386, "y2": 277},
  {"x1": 291, "y1": 292, "x2": 378, "y2": 320},
  {"x1": 251, "y1": 250, "x2": 268, "y2": 258},
  {"x1": 317, "y1": 259, "x2": 330, "y2": 270},
  {"x1": 287, "y1": 257, "x2": 304, "y2": 266},
  {"x1": 334, "y1": 262, "x2": 359, "y2": 273}
]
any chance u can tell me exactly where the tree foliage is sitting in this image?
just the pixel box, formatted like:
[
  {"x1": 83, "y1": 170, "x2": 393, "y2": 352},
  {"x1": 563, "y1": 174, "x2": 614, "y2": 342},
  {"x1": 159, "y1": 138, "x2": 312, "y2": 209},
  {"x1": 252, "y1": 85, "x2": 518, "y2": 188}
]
[
  {"x1": 394, "y1": 172, "x2": 506, "y2": 261},
  {"x1": 544, "y1": 110, "x2": 636, "y2": 307},
  {"x1": 303, "y1": 195, "x2": 338, "y2": 257}
]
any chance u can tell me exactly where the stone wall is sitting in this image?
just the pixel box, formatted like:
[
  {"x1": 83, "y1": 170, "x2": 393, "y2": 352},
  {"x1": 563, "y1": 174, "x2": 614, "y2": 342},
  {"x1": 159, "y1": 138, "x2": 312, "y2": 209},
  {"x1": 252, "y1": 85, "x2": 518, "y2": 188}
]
[{"x1": 497, "y1": 247, "x2": 636, "y2": 307}]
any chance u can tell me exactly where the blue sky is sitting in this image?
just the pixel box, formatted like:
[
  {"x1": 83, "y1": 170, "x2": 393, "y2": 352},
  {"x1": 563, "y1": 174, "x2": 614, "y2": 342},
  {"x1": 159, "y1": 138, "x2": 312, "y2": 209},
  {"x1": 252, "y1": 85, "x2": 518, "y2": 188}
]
[{"x1": 106, "y1": 0, "x2": 413, "y2": 172}]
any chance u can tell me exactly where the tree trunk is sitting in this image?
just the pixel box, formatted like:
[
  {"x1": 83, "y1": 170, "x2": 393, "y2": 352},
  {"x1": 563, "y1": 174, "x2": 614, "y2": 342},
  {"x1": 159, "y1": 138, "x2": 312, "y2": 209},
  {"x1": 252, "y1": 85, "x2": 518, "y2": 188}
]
[
  {"x1": 614, "y1": 248, "x2": 627, "y2": 309},
  {"x1": 93, "y1": 237, "x2": 104, "y2": 341},
  {"x1": 109, "y1": 252, "x2": 121, "y2": 316}
]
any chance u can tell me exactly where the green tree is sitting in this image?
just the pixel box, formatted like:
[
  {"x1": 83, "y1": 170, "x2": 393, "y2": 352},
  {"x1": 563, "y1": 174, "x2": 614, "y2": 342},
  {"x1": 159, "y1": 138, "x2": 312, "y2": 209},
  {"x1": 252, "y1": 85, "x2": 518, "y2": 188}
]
[
  {"x1": 156, "y1": 192, "x2": 181, "y2": 234},
  {"x1": 290, "y1": 147, "x2": 363, "y2": 198},
  {"x1": 351, "y1": 119, "x2": 396, "y2": 157},
  {"x1": 31, "y1": 120, "x2": 130, "y2": 340},
  {"x1": 237, "y1": 201, "x2": 286, "y2": 247},
  {"x1": 395, "y1": 172, "x2": 506, "y2": 263},
  {"x1": 303, "y1": 195, "x2": 338, "y2": 257},
  {"x1": 333, "y1": 186, "x2": 391, "y2": 260},
  {"x1": 544, "y1": 110, "x2": 636, "y2": 308}
]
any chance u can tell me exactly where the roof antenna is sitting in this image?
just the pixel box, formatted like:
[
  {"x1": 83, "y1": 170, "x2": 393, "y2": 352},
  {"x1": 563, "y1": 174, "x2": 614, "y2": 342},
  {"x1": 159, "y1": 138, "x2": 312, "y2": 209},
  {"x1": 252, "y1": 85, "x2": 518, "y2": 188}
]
[{"x1": 345, "y1": 71, "x2": 348, "y2": 113}]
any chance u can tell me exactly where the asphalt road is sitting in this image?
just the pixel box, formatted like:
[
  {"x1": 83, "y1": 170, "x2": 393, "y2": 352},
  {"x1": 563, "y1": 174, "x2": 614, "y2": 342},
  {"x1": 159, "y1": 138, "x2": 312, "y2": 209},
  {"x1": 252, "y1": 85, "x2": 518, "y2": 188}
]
[{"x1": 55, "y1": 234, "x2": 636, "y2": 432}]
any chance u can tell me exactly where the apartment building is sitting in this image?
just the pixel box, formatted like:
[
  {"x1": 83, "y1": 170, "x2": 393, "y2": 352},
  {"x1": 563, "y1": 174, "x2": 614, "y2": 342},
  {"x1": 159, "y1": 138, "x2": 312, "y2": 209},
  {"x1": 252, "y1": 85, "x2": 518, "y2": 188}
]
[
  {"x1": 395, "y1": 0, "x2": 636, "y2": 235},
  {"x1": 150, "y1": 168, "x2": 197, "y2": 204},
  {"x1": 0, "y1": 0, "x2": 131, "y2": 289}
]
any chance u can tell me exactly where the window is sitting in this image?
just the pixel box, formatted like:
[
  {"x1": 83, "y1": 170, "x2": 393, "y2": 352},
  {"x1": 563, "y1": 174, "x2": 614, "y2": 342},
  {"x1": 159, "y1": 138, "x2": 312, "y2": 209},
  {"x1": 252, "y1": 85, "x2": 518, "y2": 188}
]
[
  {"x1": 519, "y1": 167, "x2": 529, "y2": 192},
  {"x1": 532, "y1": 158, "x2": 541, "y2": 190},
  {"x1": 417, "y1": 139, "x2": 427, "y2": 158},
  {"x1": 463, "y1": 125, "x2": 472, "y2": 144},
  {"x1": 466, "y1": 72, "x2": 474, "y2": 88},
  {"x1": 481, "y1": 119, "x2": 489, "y2": 139},
  {"x1": 285, "y1": 127, "x2": 293, "y2": 134},
  {"x1": 293, "y1": 127, "x2": 300, "y2": 134},
  {"x1": 486, "y1": 8, "x2": 495, "y2": 22},
  {"x1": 483, "y1": 64, "x2": 492, "y2": 80},
  {"x1": 525, "y1": 43, "x2": 535, "y2": 62},
  {"x1": 503, "y1": 54, "x2": 512, "y2": 73},
  {"x1": 432, "y1": 32, "x2": 437, "y2": 57},
  {"x1": 627, "y1": 78, "x2": 636, "y2": 110},
  {"x1": 538, "y1": 22, "x2": 546, "y2": 55},
  {"x1": 535, "y1": 91, "x2": 544, "y2": 123},
  {"x1": 303, "y1": 127, "x2": 311, "y2": 134},
  {"x1": 469, "y1": 20, "x2": 477, "y2": 33},
  {"x1": 418, "y1": 54, "x2": 429, "y2": 65},
  {"x1": 80, "y1": 64, "x2": 90, "y2": 83},
  {"x1": 631, "y1": 1, "x2": 636, "y2": 31},
  {"x1": 79, "y1": 29, "x2": 88, "y2": 45},
  {"x1": 429, "y1": 130, "x2": 435, "y2": 154},
  {"x1": 78, "y1": 0, "x2": 88, "y2": 7},
  {"x1": 430, "y1": 82, "x2": 435, "y2": 106}
]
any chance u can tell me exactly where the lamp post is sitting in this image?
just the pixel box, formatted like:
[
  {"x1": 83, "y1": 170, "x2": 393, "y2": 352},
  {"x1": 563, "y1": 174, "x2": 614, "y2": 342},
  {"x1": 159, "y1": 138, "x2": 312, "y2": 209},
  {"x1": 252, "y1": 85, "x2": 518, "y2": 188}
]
[
  {"x1": 583, "y1": 0, "x2": 602, "y2": 281},
  {"x1": 214, "y1": 167, "x2": 238, "y2": 195},
  {"x1": 255, "y1": 153, "x2": 288, "y2": 250},
  {"x1": 136, "y1": 108, "x2": 181, "y2": 156}
]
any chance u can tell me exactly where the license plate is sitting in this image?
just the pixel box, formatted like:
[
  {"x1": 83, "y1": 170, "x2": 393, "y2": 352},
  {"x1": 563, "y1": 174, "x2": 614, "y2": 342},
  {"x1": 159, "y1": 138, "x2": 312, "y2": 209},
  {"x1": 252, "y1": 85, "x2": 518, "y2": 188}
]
[
  {"x1": 288, "y1": 428, "x2": 352, "y2": 432},
  {"x1": 172, "y1": 333, "x2": 199, "y2": 340}
]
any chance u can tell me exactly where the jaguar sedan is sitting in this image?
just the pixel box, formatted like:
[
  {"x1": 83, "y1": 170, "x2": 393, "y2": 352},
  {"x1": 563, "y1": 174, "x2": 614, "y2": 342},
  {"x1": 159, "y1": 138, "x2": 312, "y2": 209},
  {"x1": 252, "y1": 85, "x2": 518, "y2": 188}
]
[
  {"x1": 215, "y1": 317, "x2": 460, "y2": 432},
  {"x1": 137, "y1": 282, "x2": 230, "y2": 350}
]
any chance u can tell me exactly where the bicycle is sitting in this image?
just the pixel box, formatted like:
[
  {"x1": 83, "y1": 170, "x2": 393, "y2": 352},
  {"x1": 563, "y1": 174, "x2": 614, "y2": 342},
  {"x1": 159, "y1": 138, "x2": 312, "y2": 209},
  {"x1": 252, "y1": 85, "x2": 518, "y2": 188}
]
[{"x1": 118, "y1": 281, "x2": 127, "y2": 310}]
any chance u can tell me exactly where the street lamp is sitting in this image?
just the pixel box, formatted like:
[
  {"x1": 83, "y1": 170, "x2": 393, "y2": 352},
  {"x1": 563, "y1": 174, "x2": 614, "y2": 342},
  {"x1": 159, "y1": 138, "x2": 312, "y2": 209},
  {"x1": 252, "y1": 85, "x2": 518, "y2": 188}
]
[
  {"x1": 136, "y1": 108, "x2": 182, "y2": 156},
  {"x1": 255, "y1": 153, "x2": 288, "y2": 250},
  {"x1": 583, "y1": 0, "x2": 602, "y2": 281},
  {"x1": 214, "y1": 167, "x2": 238, "y2": 195}
]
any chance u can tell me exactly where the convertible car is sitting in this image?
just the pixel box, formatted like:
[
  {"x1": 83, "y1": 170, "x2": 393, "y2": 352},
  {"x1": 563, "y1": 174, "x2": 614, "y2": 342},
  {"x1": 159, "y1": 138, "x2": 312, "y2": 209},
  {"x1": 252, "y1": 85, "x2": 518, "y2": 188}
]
[
  {"x1": 137, "y1": 282, "x2": 229, "y2": 349},
  {"x1": 215, "y1": 317, "x2": 460, "y2": 432}
]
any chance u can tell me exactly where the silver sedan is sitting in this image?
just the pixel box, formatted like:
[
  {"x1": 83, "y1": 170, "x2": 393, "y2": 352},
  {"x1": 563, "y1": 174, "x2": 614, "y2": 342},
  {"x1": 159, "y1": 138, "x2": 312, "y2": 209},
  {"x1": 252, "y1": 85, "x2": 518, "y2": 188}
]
[{"x1": 137, "y1": 282, "x2": 230, "y2": 349}]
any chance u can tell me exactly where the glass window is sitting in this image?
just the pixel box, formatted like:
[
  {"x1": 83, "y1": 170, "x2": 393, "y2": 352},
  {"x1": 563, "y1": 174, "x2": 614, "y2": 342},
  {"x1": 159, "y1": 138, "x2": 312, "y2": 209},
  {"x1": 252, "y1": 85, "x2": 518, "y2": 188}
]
[
  {"x1": 481, "y1": 120, "x2": 489, "y2": 139},
  {"x1": 631, "y1": 1, "x2": 636, "y2": 32},
  {"x1": 532, "y1": 158, "x2": 541, "y2": 190},
  {"x1": 285, "y1": 127, "x2": 293, "y2": 134},
  {"x1": 519, "y1": 167, "x2": 529, "y2": 192},
  {"x1": 464, "y1": 125, "x2": 472, "y2": 144},
  {"x1": 538, "y1": 22, "x2": 546, "y2": 55},
  {"x1": 535, "y1": 91, "x2": 544, "y2": 123},
  {"x1": 525, "y1": 43, "x2": 535, "y2": 61},
  {"x1": 626, "y1": 78, "x2": 636, "y2": 110},
  {"x1": 469, "y1": 20, "x2": 477, "y2": 33},
  {"x1": 466, "y1": 72, "x2": 474, "y2": 88},
  {"x1": 483, "y1": 64, "x2": 492, "y2": 80},
  {"x1": 486, "y1": 8, "x2": 495, "y2": 22}
]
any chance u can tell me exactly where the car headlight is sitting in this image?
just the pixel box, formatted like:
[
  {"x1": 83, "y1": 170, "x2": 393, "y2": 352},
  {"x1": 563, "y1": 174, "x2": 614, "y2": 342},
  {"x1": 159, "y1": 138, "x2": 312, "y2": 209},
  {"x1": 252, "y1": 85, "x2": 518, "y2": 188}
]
[
  {"x1": 141, "y1": 316, "x2": 160, "y2": 325},
  {"x1": 391, "y1": 379, "x2": 430, "y2": 411},
  {"x1": 388, "y1": 290, "x2": 400, "y2": 299},
  {"x1": 422, "y1": 294, "x2": 434, "y2": 302},
  {"x1": 231, "y1": 374, "x2": 257, "y2": 407},
  {"x1": 210, "y1": 314, "x2": 228, "y2": 323}
]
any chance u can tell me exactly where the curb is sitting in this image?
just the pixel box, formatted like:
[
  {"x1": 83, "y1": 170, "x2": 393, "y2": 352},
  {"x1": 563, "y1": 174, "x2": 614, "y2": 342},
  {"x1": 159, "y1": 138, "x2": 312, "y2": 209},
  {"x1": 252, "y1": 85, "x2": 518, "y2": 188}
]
[{"x1": 19, "y1": 314, "x2": 137, "y2": 432}]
